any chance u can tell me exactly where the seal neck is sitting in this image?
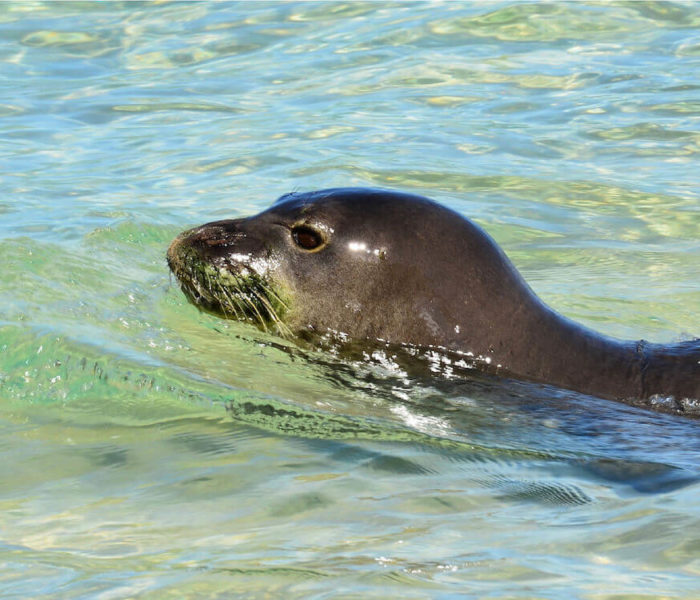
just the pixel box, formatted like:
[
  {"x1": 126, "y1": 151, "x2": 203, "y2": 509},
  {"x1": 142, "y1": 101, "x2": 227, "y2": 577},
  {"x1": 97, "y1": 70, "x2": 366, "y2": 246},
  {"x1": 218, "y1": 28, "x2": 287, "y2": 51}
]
[
  {"x1": 500, "y1": 305, "x2": 644, "y2": 401},
  {"x1": 499, "y1": 303, "x2": 699, "y2": 403}
]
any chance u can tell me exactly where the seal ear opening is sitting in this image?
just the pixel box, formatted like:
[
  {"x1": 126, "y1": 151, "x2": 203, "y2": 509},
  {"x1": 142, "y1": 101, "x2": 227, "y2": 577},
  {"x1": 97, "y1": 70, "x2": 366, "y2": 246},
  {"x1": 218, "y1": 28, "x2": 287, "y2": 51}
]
[{"x1": 291, "y1": 224, "x2": 326, "y2": 251}]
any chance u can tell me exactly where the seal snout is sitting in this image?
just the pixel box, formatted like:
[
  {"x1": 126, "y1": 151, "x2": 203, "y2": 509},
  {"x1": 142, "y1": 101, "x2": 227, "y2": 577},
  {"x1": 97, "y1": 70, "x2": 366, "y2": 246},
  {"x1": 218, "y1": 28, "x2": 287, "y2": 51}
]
[
  {"x1": 167, "y1": 216, "x2": 290, "y2": 332},
  {"x1": 166, "y1": 232, "x2": 189, "y2": 274},
  {"x1": 195, "y1": 219, "x2": 246, "y2": 249},
  {"x1": 167, "y1": 219, "x2": 249, "y2": 270}
]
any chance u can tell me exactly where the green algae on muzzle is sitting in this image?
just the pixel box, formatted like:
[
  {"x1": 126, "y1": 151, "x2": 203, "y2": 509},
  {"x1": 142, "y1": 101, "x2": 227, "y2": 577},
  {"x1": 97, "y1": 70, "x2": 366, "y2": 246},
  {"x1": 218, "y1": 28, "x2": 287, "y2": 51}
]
[{"x1": 167, "y1": 241, "x2": 293, "y2": 337}]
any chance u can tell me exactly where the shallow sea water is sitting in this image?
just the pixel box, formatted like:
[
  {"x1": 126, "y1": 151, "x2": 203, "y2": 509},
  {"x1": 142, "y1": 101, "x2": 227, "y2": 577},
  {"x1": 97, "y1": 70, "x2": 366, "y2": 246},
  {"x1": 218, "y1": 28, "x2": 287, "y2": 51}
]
[{"x1": 1, "y1": 1, "x2": 699, "y2": 598}]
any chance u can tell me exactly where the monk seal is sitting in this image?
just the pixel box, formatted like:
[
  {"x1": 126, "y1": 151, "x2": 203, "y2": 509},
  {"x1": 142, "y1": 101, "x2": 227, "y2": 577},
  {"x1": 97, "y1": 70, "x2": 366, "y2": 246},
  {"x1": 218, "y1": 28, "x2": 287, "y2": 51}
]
[{"x1": 167, "y1": 187, "x2": 700, "y2": 412}]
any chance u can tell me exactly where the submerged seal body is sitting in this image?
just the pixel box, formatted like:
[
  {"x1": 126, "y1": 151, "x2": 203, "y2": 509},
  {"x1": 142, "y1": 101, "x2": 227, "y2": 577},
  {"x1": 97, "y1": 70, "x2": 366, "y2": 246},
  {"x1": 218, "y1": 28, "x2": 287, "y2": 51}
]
[{"x1": 167, "y1": 188, "x2": 700, "y2": 408}]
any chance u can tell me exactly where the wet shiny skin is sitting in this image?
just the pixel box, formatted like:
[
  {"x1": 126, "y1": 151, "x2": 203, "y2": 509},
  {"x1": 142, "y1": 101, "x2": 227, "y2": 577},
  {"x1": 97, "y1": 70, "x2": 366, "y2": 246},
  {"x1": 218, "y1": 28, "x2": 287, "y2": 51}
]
[{"x1": 169, "y1": 188, "x2": 700, "y2": 414}]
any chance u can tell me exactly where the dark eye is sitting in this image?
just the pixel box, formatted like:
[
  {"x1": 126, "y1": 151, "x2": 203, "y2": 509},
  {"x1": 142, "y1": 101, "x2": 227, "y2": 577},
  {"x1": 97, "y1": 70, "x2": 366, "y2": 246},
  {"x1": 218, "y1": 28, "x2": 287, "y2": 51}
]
[{"x1": 292, "y1": 225, "x2": 324, "y2": 251}]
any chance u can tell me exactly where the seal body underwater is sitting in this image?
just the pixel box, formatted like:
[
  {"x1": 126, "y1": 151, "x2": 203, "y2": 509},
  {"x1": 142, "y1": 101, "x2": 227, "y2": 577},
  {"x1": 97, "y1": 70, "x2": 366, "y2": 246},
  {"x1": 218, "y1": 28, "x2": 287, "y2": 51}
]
[{"x1": 167, "y1": 188, "x2": 700, "y2": 411}]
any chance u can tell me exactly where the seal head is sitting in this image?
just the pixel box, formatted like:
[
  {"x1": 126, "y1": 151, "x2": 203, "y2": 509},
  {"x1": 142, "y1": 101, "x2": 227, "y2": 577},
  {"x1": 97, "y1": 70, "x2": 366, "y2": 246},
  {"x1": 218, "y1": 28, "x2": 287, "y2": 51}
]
[
  {"x1": 168, "y1": 188, "x2": 530, "y2": 346},
  {"x1": 167, "y1": 187, "x2": 503, "y2": 343}
]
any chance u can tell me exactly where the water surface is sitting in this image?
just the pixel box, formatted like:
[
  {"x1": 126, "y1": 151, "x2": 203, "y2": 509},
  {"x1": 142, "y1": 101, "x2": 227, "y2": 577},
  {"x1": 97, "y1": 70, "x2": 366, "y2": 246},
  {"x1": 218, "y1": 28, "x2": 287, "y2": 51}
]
[{"x1": 1, "y1": 2, "x2": 699, "y2": 598}]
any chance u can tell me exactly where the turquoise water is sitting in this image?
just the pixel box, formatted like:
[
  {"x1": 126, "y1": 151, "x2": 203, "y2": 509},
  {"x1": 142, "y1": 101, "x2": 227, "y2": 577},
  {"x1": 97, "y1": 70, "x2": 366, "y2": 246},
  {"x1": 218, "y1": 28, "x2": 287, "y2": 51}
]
[{"x1": 1, "y1": 1, "x2": 699, "y2": 597}]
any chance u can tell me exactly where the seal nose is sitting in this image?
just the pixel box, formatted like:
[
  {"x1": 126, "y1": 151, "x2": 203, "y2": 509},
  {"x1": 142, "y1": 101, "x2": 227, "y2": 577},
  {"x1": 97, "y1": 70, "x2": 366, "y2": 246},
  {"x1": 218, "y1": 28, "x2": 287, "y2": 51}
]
[
  {"x1": 166, "y1": 231, "x2": 188, "y2": 270},
  {"x1": 167, "y1": 218, "x2": 253, "y2": 271},
  {"x1": 169, "y1": 219, "x2": 243, "y2": 255},
  {"x1": 185, "y1": 219, "x2": 245, "y2": 248}
]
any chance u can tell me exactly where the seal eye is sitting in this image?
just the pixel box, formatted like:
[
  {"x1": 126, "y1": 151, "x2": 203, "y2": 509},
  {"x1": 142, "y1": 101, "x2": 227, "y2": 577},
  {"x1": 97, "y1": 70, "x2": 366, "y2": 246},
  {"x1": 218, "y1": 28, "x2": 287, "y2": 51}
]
[{"x1": 292, "y1": 225, "x2": 324, "y2": 251}]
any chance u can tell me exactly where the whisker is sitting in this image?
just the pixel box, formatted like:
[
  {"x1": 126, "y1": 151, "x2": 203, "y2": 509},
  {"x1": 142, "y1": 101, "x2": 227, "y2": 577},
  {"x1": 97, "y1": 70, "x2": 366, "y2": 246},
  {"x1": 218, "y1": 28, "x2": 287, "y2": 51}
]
[
  {"x1": 189, "y1": 268, "x2": 212, "y2": 305},
  {"x1": 259, "y1": 279, "x2": 290, "y2": 311},
  {"x1": 211, "y1": 276, "x2": 238, "y2": 319},
  {"x1": 179, "y1": 257, "x2": 293, "y2": 338},
  {"x1": 234, "y1": 274, "x2": 269, "y2": 332},
  {"x1": 251, "y1": 280, "x2": 294, "y2": 338},
  {"x1": 248, "y1": 284, "x2": 292, "y2": 338},
  {"x1": 217, "y1": 279, "x2": 245, "y2": 320}
]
